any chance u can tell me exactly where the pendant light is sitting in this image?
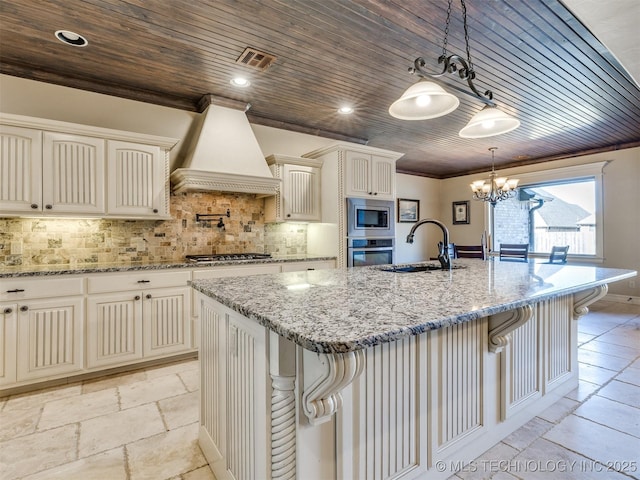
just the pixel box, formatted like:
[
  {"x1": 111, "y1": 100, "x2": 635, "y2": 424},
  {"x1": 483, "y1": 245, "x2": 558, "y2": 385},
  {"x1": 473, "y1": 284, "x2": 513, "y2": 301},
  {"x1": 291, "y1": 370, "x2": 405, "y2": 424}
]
[
  {"x1": 389, "y1": 0, "x2": 519, "y2": 138},
  {"x1": 460, "y1": 105, "x2": 521, "y2": 138},
  {"x1": 470, "y1": 147, "x2": 519, "y2": 206}
]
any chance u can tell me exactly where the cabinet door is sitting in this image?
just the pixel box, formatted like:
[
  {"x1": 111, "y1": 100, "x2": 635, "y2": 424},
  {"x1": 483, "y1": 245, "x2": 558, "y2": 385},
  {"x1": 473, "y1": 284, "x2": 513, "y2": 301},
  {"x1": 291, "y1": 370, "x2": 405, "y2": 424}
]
[
  {"x1": 0, "y1": 126, "x2": 42, "y2": 213},
  {"x1": 283, "y1": 164, "x2": 321, "y2": 221},
  {"x1": 371, "y1": 156, "x2": 395, "y2": 199},
  {"x1": 0, "y1": 304, "x2": 18, "y2": 386},
  {"x1": 87, "y1": 292, "x2": 143, "y2": 368},
  {"x1": 16, "y1": 297, "x2": 84, "y2": 381},
  {"x1": 42, "y1": 132, "x2": 106, "y2": 214},
  {"x1": 345, "y1": 151, "x2": 371, "y2": 197},
  {"x1": 142, "y1": 286, "x2": 192, "y2": 358},
  {"x1": 107, "y1": 140, "x2": 167, "y2": 218}
]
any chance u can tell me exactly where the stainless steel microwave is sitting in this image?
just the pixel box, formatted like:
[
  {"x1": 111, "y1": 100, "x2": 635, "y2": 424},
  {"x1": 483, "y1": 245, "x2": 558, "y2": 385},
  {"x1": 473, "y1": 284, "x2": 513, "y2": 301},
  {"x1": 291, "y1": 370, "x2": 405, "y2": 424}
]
[{"x1": 346, "y1": 197, "x2": 395, "y2": 237}]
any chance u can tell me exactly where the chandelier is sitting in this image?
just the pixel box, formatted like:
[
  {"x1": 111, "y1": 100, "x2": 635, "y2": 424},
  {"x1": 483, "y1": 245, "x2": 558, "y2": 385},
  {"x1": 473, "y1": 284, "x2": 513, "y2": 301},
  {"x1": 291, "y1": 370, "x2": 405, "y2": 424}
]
[
  {"x1": 470, "y1": 147, "x2": 519, "y2": 205},
  {"x1": 388, "y1": 0, "x2": 520, "y2": 138}
]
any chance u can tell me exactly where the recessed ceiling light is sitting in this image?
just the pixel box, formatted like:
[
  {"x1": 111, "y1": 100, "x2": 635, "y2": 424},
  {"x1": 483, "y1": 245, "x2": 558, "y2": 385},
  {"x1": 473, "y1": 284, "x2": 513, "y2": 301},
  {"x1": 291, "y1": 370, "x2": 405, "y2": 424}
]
[
  {"x1": 55, "y1": 30, "x2": 88, "y2": 47},
  {"x1": 230, "y1": 77, "x2": 251, "y2": 88},
  {"x1": 338, "y1": 106, "x2": 354, "y2": 115}
]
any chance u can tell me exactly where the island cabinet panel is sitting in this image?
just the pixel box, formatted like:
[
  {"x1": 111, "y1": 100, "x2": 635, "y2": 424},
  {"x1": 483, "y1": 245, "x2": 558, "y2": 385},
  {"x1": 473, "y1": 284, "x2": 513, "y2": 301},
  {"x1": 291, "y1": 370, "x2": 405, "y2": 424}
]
[
  {"x1": 337, "y1": 335, "x2": 427, "y2": 479},
  {"x1": 501, "y1": 313, "x2": 542, "y2": 420},
  {"x1": 429, "y1": 318, "x2": 488, "y2": 460},
  {"x1": 198, "y1": 296, "x2": 270, "y2": 480},
  {"x1": 540, "y1": 296, "x2": 574, "y2": 390}
]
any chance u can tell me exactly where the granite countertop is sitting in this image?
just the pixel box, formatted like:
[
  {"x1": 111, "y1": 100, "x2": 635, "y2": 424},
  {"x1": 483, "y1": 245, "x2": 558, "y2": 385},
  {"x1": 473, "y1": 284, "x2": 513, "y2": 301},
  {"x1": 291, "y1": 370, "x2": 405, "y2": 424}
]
[
  {"x1": 0, "y1": 254, "x2": 336, "y2": 278},
  {"x1": 190, "y1": 259, "x2": 637, "y2": 354}
]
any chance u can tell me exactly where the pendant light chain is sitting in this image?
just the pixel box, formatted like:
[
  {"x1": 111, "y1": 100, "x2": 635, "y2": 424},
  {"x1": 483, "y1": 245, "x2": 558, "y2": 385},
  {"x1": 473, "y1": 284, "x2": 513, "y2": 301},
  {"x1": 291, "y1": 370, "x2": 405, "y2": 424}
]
[
  {"x1": 460, "y1": 0, "x2": 475, "y2": 74},
  {"x1": 442, "y1": 0, "x2": 453, "y2": 57}
]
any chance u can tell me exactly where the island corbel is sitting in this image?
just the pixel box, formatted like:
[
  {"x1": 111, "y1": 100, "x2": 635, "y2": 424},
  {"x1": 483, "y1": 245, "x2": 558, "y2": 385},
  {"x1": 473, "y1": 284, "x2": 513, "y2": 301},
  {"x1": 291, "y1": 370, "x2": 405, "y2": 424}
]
[
  {"x1": 301, "y1": 349, "x2": 366, "y2": 425},
  {"x1": 573, "y1": 284, "x2": 608, "y2": 320},
  {"x1": 488, "y1": 304, "x2": 535, "y2": 353}
]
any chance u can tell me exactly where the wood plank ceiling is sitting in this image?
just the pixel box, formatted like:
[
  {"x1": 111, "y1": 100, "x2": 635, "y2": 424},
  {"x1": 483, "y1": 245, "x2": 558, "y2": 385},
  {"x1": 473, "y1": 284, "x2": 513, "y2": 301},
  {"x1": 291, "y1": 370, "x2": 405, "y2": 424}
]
[{"x1": 1, "y1": 0, "x2": 638, "y2": 178}]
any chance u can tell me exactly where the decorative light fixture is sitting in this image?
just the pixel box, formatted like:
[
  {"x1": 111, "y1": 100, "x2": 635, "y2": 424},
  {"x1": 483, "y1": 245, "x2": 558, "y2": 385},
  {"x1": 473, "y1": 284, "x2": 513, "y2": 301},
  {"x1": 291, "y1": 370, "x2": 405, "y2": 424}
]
[
  {"x1": 389, "y1": 0, "x2": 520, "y2": 138},
  {"x1": 470, "y1": 147, "x2": 519, "y2": 205}
]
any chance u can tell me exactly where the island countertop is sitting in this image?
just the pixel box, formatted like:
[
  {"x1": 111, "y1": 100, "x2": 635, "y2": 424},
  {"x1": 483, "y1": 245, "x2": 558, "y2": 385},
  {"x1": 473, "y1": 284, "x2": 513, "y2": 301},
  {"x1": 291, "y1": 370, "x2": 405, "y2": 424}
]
[{"x1": 190, "y1": 259, "x2": 636, "y2": 354}]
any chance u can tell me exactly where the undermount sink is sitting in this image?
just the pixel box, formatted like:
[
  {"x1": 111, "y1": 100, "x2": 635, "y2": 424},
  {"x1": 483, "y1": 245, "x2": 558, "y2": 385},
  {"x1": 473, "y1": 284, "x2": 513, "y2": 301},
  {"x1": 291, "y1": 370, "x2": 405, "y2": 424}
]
[{"x1": 378, "y1": 264, "x2": 466, "y2": 273}]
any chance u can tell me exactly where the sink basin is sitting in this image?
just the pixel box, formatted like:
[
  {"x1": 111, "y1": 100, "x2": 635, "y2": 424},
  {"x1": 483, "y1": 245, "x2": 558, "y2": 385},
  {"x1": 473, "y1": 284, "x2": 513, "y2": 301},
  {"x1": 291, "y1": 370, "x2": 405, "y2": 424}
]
[{"x1": 378, "y1": 264, "x2": 466, "y2": 273}]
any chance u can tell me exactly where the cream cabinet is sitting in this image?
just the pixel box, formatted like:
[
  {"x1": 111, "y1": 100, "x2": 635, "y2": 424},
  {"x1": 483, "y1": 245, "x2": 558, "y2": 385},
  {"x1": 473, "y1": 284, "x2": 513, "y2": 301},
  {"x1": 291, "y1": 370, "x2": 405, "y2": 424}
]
[
  {"x1": 86, "y1": 270, "x2": 192, "y2": 368},
  {"x1": 0, "y1": 127, "x2": 105, "y2": 215},
  {"x1": 265, "y1": 155, "x2": 322, "y2": 222},
  {"x1": 199, "y1": 295, "x2": 270, "y2": 479},
  {"x1": 0, "y1": 276, "x2": 85, "y2": 387},
  {"x1": 107, "y1": 140, "x2": 169, "y2": 218},
  {"x1": 0, "y1": 114, "x2": 177, "y2": 219},
  {"x1": 345, "y1": 150, "x2": 396, "y2": 199}
]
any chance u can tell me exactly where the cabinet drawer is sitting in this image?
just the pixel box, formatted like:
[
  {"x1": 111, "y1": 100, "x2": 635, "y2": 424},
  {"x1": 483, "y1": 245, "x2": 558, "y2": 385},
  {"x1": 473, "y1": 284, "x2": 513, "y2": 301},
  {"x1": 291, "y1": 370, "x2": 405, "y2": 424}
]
[
  {"x1": 192, "y1": 264, "x2": 281, "y2": 280},
  {"x1": 0, "y1": 276, "x2": 84, "y2": 301},
  {"x1": 87, "y1": 270, "x2": 191, "y2": 294},
  {"x1": 280, "y1": 260, "x2": 335, "y2": 272}
]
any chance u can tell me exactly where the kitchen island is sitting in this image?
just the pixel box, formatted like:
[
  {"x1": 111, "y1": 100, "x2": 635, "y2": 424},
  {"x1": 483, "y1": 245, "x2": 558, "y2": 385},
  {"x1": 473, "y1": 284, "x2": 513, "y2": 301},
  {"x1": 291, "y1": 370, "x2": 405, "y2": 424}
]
[{"x1": 191, "y1": 259, "x2": 636, "y2": 480}]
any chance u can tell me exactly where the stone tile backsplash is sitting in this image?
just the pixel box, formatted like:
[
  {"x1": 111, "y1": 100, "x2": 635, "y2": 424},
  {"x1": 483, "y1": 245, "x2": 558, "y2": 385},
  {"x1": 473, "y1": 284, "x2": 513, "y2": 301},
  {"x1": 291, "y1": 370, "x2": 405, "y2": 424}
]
[{"x1": 0, "y1": 192, "x2": 307, "y2": 267}]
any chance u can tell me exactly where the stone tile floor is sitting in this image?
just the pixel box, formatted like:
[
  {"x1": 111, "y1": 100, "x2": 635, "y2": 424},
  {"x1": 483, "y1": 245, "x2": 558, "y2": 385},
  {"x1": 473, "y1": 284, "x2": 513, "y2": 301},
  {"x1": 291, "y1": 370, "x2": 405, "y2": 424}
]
[{"x1": 0, "y1": 299, "x2": 638, "y2": 480}]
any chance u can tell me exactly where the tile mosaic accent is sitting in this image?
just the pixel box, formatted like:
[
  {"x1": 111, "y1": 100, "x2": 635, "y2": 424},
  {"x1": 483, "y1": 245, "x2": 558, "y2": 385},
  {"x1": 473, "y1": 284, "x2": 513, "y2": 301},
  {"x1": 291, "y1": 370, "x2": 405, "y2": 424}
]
[{"x1": 0, "y1": 192, "x2": 307, "y2": 267}]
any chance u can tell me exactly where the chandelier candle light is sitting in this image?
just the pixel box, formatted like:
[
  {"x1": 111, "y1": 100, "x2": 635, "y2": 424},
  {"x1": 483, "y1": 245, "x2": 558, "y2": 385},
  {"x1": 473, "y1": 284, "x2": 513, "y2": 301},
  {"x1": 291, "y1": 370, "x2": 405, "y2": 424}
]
[
  {"x1": 388, "y1": 0, "x2": 520, "y2": 138},
  {"x1": 470, "y1": 147, "x2": 519, "y2": 205}
]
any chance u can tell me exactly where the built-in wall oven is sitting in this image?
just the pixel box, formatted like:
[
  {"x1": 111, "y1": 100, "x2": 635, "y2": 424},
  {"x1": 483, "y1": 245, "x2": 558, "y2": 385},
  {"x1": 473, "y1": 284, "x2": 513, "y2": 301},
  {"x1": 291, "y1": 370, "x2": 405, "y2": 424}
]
[
  {"x1": 347, "y1": 237, "x2": 395, "y2": 267},
  {"x1": 346, "y1": 197, "x2": 395, "y2": 237}
]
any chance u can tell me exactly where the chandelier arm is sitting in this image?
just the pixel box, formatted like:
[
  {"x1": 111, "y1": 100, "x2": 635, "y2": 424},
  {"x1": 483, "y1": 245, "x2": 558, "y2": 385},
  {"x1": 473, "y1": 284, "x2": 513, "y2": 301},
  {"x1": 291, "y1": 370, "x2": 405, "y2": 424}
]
[{"x1": 410, "y1": 56, "x2": 495, "y2": 106}]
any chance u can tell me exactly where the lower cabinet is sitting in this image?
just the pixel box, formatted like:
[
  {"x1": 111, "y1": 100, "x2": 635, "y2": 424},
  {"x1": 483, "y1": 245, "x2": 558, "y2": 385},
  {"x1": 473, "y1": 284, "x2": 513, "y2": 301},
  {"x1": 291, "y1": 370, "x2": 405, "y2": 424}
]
[
  {"x1": 86, "y1": 271, "x2": 192, "y2": 369},
  {"x1": 0, "y1": 276, "x2": 85, "y2": 388}
]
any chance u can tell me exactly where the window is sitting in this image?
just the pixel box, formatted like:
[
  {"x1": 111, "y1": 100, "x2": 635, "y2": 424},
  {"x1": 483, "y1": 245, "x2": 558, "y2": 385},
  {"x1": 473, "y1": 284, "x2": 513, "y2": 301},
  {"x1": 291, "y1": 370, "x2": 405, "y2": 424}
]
[{"x1": 490, "y1": 162, "x2": 606, "y2": 260}]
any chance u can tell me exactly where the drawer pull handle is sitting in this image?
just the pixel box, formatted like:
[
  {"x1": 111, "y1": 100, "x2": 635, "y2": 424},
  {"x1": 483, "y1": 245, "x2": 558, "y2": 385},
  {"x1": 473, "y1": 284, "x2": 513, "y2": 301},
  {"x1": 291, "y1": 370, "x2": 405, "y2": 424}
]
[
  {"x1": 137, "y1": 280, "x2": 151, "y2": 284},
  {"x1": 3, "y1": 308, "x2": 12, "y2": 314},
  {"x1": 146, "y1": 294, "x2": 152, "y2": 299},
  {"x1": 7, "y1": 289, "x2": 25, "y2": 293},
  {"x1": 19, "y1": 305, "x2": 28, "y2": 312},
  {"x1": 134, "y1": 295, "x2": 141, "y2": 301}
]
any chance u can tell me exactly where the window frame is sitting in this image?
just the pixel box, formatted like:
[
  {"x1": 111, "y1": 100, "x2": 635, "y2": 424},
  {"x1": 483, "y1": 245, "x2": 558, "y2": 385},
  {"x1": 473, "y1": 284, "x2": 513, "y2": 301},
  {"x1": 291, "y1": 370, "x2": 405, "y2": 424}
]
[{"x1": 488, "y1": 162, "x2": 607, "y2": 262}]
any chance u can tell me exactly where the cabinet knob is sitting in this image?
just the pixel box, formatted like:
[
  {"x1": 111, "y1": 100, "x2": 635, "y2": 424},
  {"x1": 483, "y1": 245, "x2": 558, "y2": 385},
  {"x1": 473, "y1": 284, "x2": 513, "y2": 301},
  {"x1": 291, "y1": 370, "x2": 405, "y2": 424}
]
[
  {"x1": 153, "y1": 209, "x2": 158, "y2": 214},
  {"x1": 146, "y1": 294, "x2": 152, "y2": 299},
  {"x1": 45, "y1": 204, "x2": 53, "y2": 209},
  {"x1": 31, "y1": 204, "x2": 38, "y2": 209},
  {"x1": 286, "y1": 214, "x2": 291, "y2": 218},
  {"x1": 373, "y1": 192, "x2": 378, "y2": 195},
  {"x1": 19, "y1": 305, "x2": 28, "y2": 312},
  {"x1": 134, "y1": 295, "x2": 141, "y2": 301},
  {"x1": 3, "y1": 308, "x2": 12, "y2": 314},
  {"x1": 6, "y1": 289, "x2": 25, "y2": 293},
  {"x1": 368, "y1": 192, "x2": 373, "y2": 195}
]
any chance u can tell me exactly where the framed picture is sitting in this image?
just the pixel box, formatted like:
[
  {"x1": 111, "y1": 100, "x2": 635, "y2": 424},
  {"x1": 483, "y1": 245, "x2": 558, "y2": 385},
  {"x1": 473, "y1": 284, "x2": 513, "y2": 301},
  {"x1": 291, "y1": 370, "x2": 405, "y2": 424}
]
[
  {"x1": 452, "y1": 200, "x2": 470, "y2": 225},
  {"x1": 398, "y1": 198, "x2": 420, "y2": 223}
]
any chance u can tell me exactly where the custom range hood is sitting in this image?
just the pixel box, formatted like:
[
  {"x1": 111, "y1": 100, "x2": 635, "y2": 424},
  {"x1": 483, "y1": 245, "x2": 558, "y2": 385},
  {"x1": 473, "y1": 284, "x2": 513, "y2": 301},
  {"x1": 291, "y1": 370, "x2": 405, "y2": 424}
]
[{"x1": 171, "y1": 95, "x2": 280, "y2": 195}]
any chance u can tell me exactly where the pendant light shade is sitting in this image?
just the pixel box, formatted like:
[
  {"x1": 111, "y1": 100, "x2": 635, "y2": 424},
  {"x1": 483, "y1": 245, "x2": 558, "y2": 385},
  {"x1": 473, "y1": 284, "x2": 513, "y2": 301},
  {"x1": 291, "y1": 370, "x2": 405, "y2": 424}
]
[
  {"x1": 389, "y1": 80, "x2": 460, "y2": 120},
  {"x1": 459, "y1": 105, "x2": 521, "y2": 138}
]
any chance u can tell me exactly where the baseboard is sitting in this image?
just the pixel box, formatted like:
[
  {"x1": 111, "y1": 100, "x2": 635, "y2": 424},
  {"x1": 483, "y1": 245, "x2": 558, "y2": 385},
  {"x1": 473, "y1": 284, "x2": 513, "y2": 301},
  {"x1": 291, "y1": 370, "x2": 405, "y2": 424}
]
[{"x1": 604, "y1": 293, "x2": 640, "y2": 305}]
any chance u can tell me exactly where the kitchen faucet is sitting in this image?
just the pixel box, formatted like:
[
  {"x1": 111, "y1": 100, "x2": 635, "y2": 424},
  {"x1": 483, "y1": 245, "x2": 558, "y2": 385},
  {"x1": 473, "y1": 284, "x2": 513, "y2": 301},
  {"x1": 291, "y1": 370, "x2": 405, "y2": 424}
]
[{"x1": 406, "y1": 218, "x2": 451, "y2": 269}]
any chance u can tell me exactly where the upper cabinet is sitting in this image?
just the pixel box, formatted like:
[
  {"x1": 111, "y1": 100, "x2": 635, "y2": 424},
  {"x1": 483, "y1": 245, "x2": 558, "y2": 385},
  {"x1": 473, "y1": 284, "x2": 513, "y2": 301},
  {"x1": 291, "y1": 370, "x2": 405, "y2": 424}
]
[
  {"x1": 107, "y1": 141, "x2": 167, "y2": 218},
  {"x1": 264, "y1": 155, "x2": 323, "y2": 222},
  {"x1": 0, "y1": 114, "x2": 177, "y2": 219},
  {"x1": 345, "y1": 151, "x2": 396, "y2": 199}
]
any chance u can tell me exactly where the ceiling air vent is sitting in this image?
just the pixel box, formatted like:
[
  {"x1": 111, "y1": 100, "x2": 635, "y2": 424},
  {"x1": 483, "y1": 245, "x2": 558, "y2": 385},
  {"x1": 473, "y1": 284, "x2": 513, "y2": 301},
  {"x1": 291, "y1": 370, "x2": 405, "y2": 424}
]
[{"x1": 236, "y1": 47, "x2": 277, "y2": 71}]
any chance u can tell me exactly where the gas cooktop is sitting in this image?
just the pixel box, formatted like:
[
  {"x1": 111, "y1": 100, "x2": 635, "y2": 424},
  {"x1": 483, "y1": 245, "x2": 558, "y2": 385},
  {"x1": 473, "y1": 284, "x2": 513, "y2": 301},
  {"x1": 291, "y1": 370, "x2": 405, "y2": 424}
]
[{"x1": 185, "y1": 253, "x2": 272, "y2": 263}]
